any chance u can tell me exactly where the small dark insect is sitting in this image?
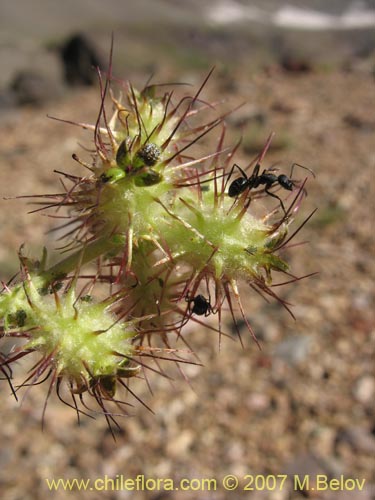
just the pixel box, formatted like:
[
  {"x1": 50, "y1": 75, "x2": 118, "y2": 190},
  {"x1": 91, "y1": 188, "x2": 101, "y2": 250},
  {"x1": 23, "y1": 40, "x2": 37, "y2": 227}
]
[
  {"x1": 136, "y1": 143, "x2": 161, "y2": 167},
  {"x1": 186, "y1": 293, "x2": 213, "y2": 317},
  {"x1": 228, "y1": 162, "x2": 315, "y2": 213},
  {"x1": 134, "y1": 169, "x2": 163, "y2": 187},
  {"x1": 114, "y1": 140, "x2": 162, "y2": 186},
  {"x1": 8, "y1": 309, "x2": 27, "y2": 328}
]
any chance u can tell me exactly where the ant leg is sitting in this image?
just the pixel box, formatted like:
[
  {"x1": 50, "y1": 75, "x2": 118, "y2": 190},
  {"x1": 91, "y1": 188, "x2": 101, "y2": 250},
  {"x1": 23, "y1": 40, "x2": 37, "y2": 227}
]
[
  {"x1": 178, "y1": 293, "x2": 193, "y2": 328},
  {"x1": 251, "y1": 163, "x2": 261, "y2": 177},
  {"x1": 265, "y1": 188, "x2": 286, "y2": 214},
  {"x1": 204, "y1": 276, "x2": 211, "y2": 317},
  {"x1": 245, "y1": 163, "x2": 262, "y2": 190},
  {"x1": 289, "y1": 163, "x2": 316, "y2": 179},
  {"x1": 233, "y1": 163, "x2": 248, "y2": 178}
]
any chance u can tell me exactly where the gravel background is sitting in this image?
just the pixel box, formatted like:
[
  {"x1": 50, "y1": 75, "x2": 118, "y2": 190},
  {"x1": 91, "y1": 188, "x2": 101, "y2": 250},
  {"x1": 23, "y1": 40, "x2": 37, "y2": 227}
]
[{"x1": 0, "y1": 3, "x2": 374, "y2": 499}]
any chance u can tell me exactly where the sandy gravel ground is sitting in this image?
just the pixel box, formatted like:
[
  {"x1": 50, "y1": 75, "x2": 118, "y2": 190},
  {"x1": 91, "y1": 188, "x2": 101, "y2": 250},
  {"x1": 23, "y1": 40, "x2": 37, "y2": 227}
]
[{"x1": 0, "y1": 52, "x2": 374, "y2": 500}]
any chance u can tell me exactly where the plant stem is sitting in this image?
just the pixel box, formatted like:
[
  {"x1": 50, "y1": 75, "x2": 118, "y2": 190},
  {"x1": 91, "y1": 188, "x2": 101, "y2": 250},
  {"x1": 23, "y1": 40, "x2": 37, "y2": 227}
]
[{"x1": 41, "y1": 235, "x2": 125, "y2": 283}]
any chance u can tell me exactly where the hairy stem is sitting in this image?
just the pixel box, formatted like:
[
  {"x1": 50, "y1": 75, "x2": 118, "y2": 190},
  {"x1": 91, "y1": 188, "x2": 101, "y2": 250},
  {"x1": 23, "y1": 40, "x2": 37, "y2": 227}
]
[{"x1": 41, "y1": 235, "x2": 125, "y2": 283}]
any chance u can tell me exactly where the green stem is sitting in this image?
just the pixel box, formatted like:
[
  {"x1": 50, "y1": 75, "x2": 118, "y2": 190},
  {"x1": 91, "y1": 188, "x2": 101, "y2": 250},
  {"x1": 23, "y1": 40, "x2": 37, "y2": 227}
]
[{"x1": 41, "y1": 235, "x2": 125, "y2": 283}]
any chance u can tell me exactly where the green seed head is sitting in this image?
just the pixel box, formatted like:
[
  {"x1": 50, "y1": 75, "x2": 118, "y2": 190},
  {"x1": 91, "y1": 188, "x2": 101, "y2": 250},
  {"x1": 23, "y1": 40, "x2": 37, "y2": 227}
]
[
  {"x1": 1, "y1": 255, "x2": 138, "y2": 391},
  {"x1": 0, "y1": 66, "x2": 316, "y2": 424}
]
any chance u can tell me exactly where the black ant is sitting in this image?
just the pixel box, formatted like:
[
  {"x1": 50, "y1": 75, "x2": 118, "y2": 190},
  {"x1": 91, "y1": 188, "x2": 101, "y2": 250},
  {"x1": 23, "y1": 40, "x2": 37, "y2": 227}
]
[
  {"x1": 185, "y1": 293, "x2": 213, "y2": 317},
  {"x1": 228, "y1": 162, "x2": 315, "y2": 213}
]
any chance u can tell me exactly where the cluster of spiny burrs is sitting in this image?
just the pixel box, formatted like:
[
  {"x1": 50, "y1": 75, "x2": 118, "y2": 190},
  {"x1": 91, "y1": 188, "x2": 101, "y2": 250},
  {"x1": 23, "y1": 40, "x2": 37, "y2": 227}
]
[{"x1": 0, "y1": 55, "x2": 316, "y2": 428}]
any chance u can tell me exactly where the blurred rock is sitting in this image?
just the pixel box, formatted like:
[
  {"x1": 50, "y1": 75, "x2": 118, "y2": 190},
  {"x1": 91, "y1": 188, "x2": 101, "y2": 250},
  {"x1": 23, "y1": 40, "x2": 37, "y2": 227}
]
[
  {"x1": 274, "y1": 335, "x2": 311, "y2": 365},
  {"x1": 60, "y1": 33, "x2": 103, "y2": 86},
  {"x1": 245, "y1": 392, "x2": 272, "y2": 413},
  {"x1": 0, "y1": 90, "x2": 16, "y2": 109},
  {"x1": 353, "y1": 375, "x2": 375, "y2": 405},
  {"x1": 9, "y1": 70, "x2": 60, "y2": 106},
  {"x1": 335, "y1": 426, "x2": 375, "y2": 454},
  {"x1": 324, "y1": 486, "x2": 375, "y2": 500},
  {"x1": 285, "y1": 453, "x2": 333, "y2": 494},
  {"x1": 280, "y1": 55, "x2": 313, "y2": 73},
  {"x1": 228, "y1": 105, "x2": 268, "y2": 128},
  {"x1": 343, "y1": 113, "x2": 375, "y2": 131},
  {"x1": 270, "y1": 99, "x2": 295, "y2": 114}
]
